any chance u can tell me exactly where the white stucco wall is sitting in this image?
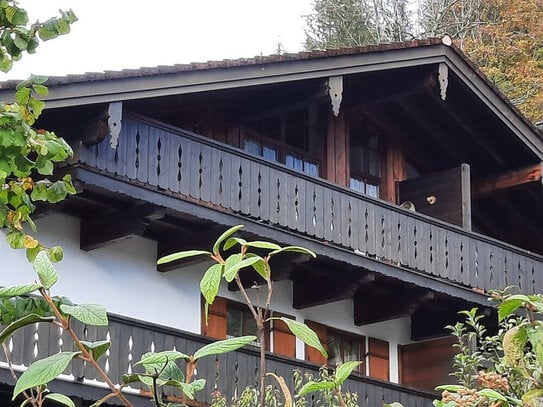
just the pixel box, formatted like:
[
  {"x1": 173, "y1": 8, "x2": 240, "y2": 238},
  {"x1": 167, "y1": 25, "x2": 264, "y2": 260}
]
[{"x1": 1, "y1": 212, "x2": 412, "y2": 383}]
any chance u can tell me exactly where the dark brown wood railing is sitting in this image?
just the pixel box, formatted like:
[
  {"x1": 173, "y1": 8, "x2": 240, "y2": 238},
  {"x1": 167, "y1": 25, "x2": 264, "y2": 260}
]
[
  {"x1": 1, "y1": 315, "x2": 436, "y2": 406},
  {"x1": 77, "y1": 113, "x2": 542, "y2": 294}
]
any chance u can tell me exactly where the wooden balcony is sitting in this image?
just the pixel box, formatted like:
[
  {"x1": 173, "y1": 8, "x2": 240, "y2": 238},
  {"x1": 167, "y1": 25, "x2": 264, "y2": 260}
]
[
  {"x1": 0, "y1": 314, "x2": 436, "y2": 406},
  {"x1": 72, "y1": 113, "x2": 543, "y2": 296}
]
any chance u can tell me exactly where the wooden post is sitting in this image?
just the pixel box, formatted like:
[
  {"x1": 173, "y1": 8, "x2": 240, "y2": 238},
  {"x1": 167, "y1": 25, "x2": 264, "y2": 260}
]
[{"x1": 325, "y1": 111, "x2": 349, "y2": 186}]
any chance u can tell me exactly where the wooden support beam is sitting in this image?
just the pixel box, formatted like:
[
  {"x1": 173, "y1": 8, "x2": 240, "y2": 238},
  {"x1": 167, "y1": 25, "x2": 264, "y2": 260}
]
[
  {"x1": 346, "y1": 71, "x2": 437, "y2": 108},
  {"x1": 80, "y1": 203, "x2": 164, "y2": 251},
  {"x1": 354, "y1": 286, "x2": 434, "y2": 326},
  {"x1": 472, "y1": 163, "x2": 543, "y2": 198},
  {"x1": 293, "y1": 271, "x2": 374, "y2": 309}
]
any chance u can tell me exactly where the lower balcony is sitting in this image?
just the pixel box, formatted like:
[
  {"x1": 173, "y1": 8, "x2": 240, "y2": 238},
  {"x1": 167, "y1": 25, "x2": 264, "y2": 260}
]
[{"x1": 0, "y1": 314, "x2": 436, "y2": 407}]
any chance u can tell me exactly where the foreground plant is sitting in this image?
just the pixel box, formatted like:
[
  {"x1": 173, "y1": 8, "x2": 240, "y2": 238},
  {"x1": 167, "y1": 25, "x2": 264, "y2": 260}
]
[
  {"x1": 431, "y1": 290, "x2": 543, "y2": 407},
  {"x1": 159, "y1": 225, "x2": 343, "y2": 406}
]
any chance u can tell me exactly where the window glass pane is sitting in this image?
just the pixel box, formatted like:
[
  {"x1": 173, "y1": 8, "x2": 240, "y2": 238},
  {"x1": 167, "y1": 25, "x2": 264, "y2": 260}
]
[
  {"x1": 304, "y1": 161, "x2": 319, "y2": 177},
  {"x1": 227, "y1": 309, "x2": 242, "y2": 337},
  {"x1": 285, "y1": 109, "x2": 309, "y2": 150},
  {"x1": 286, "y1": 154, "x2": 303, "y2": 172},
  {"x1": 350, "y1": 177, "x2": 365, "y2": 193},
  {"x1": 327, "y1": 333, "x2": 361, "y2": 367},
  {"x1": 367, "y1": 183, "x2": 379, "y2": 198},
  {"x1": 263, "y1": 146, "x2": 278, "y2": 162},
  {"x1": 244, "y1": 139, "x2": 261, "y2": 156}
]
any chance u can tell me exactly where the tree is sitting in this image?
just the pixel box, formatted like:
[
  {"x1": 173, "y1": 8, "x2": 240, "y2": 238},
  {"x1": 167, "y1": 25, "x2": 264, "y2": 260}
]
[
  {"x1": 417, "y1": 0, "x2": 543, "y2": 121},
  {"x1": 461, "y1": 0, "x2": 543, "y2": 121},
  {"x1": 304, "y1": 0, "x2": 413, "y2": 49},
  {"x1": 306, "y1": 0, "x2": 543, "y2": 122},
  {"x1": 0, "y1": 1, "x2": 77, "y2": 257}
]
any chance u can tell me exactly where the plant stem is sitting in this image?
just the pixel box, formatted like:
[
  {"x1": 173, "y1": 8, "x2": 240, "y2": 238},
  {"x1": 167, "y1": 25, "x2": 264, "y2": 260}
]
[{"x1": 40, "y1": 289, "x2": 134, "y2": 407}]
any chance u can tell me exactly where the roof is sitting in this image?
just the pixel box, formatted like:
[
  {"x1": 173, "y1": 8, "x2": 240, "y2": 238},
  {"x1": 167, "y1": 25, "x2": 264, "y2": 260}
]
[{"x1": 0, "y1": 37, "x2": 541, "y2": 157}]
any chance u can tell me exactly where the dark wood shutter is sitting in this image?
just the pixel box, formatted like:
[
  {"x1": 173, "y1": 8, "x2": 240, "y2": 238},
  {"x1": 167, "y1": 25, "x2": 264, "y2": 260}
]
[
  {"x1": 368, "y1": 337, "x2": 389, "y2": 381},
  {"x1": 272, "y1": 313, "x2": 296, "y2": 358},
  {"x1": 399, "y1": 336, "x2": 457, "y2": 393},
  {"x1": 305, "y1": 320, "x2": 328, "y2": 365},
  {"x1": 202, "y1": 297, "x2": 227, "y2": 339}
]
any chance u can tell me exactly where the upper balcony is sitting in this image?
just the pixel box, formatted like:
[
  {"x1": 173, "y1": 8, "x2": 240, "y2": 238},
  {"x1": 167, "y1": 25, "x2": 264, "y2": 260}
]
[{"x1": 65, "y1": 113, "x2": 542, "y2": 321}]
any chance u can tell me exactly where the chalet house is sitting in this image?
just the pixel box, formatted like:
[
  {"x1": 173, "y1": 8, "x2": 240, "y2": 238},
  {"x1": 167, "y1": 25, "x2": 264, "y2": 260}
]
[{"x1": 1, "y1": 38, "x2": 542, "y2": 406}]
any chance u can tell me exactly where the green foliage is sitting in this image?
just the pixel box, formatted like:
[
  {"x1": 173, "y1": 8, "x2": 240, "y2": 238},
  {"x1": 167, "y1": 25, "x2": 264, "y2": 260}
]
[
  {"x1": 0, "y1": 1, "x2": 77, "y2": 72},
  {"x1": 0, "y1": 2, "x2": 77, "y2": 255},
  {"x1": 193, "y1": 335, "x2": 257, "y2": 360},
  {"x1": 304, "y1": 0, "x2": 412, "y2": 50},
  {"x1": 276, "y1": 317, "x2": 328, "y2": 358},
  {"x1": 433, "y1": 290, "x2": 543, "y2": 407},
  {"x1": 12, "y1": 351, "x2": 80, "y2": 400}
]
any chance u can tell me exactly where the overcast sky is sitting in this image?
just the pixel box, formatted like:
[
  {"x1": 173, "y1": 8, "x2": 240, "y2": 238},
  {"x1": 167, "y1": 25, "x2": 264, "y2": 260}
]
[{"x1": 1, "y1": 0, "x2": 313, "y2": 80}]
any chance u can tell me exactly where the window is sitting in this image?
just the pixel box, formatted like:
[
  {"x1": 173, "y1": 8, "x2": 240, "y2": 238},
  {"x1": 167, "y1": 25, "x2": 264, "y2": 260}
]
[
  {"x1": 305, "y1": 321, "x2": 389, "y2": 380},
  {"x1": 242, "y1": 107, "x2": 322, "y2": 177},
  {"x1": 328, "y1": 330, "x2": 364, "y2": 367},
  {"x1": 349, "y1": 121, "x2": 382, "y2": 198},
  {"x1": 202, "y1": 297, "x2": 296, "y2": 357},
  {"x1": 227, "y1": 303, "x2": 259, "y2": 345}
]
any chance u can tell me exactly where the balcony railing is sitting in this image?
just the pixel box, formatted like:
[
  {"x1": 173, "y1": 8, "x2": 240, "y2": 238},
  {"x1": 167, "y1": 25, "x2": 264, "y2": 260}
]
[
  {"x1": 1, "y1": 315, "x2": 435, "y2": 406},
  {"x1": 76, "y1": 113, "x2": 543, "y2": 294}
]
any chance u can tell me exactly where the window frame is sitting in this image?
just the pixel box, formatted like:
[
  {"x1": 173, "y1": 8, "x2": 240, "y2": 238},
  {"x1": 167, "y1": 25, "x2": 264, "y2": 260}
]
[{"x1": 241, "y1": 107, "x2": 323, "y2": 177}]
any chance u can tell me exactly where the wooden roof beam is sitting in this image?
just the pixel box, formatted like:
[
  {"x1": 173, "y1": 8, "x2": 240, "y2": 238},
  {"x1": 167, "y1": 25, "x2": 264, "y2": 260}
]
[
  {"x1": 292, "y1": 270, "x2": 375, "y2": 309},
  {"x1": 80, "y1": 203, "x2": 165, "y2": 251},
  {"x1": 354, "y1": 286, "x2": 434, "y2": 326},
  {"x1": 472, "y1": 163, "x2": 543, "y2": 198}
]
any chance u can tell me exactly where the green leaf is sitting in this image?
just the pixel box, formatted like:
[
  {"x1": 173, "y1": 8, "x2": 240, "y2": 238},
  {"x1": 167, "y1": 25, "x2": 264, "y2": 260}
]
[
  {"x1": 223, "y1": 255, "x2": 262, "y2": 283},
  {"x1": 48, "y1": 246, "x2": 64, "y2": 263},
  {"x1": 478, "y1": 388, "x2": 507, "y2": 401},
  {"x1": 157, "y1": 250, "x2": 211, "y2": 265},
  {"x1": 384, "y1": 403, "x2": 404, "y2": 407},
  {"x1": 80, "y1": 340, "x2": 111, "y2": 361},
  {"x1": 522, "y1": 389, "x2": 543, "y2": 407},
  {"x1": 250, "y1": 257, "x2": 269, "y2": 280},
  {"x1": 193, "y1": 335, "x2": 257, "y2": 361},
  {"x1": 135, "y1": 350, "x2": 190, "y2": 369},
  {"x1": 223, "y1": 237, "x2": 247, "y2": 251},
  {"x1": 200, "y1": 264, "x2": 223, "y2": 305},
  {"x1": 32, "y1": 84, "x2": 48, "y2": 97},
  {"x1": 278, "y1": 317, "x2": 327, "y2": 357},
  {"x1": 33, "y1": 250, "x2": 58, "y2": 289},
  {"x1": 334, "y1": 361, "x2": 361, "y2": 385},
  {"x1": 0, "y1": 314, "x2": 55, "y2": 345},
  {"x1": 213, "y1": 224, "x2": 244, "y2": 255},
  {"x1": 30, "y1": 75, "x2": 48, "y2": 85},
  {"x1": 12, "y1": 352, "x2": 80, "y2": 399},
  {"x1": 498, "y1": 294, "x2": 531, "y2": 321},
  {"x1": 297, "y1": 380, "x2": 336, "y2": 396},
  {"x1": 191, "y1": 378, "x2": 206, "y2": 392},
  {"x1": 244, "y1": 241, "x2": 282, "y2": 250},
  {"x1": 269, "y1": 246, "x2": 316, "y2": 258},
  {"x1": 60, "y1": 303, "x2": 108, "y2": 326},
  {"x1": 44, "y1": 393, "x2": 75, "y2": 407},
  {"x1": 435, "y1": 384, "x2": 469, "y2": 393},
  {"x1": 0, "y1": 283, "x2": 42, "y2": 298}
]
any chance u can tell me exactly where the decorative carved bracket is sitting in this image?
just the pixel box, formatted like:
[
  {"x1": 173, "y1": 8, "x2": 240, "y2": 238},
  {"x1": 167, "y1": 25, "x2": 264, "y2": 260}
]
[
  {"x1": 438, "y1": 63, "x2": 448, "y2": 101},
  {"x1": 328, "y1": 75, "x2": 343, "y2": 117},
  {"x1": 108, "y1": 102, "x2": 123, "y2": 149}
]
